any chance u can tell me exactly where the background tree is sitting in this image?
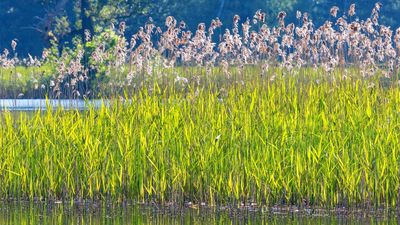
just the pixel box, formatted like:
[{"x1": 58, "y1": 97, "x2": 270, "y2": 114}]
[{"x1": 2, "y1": 0, "x2": 400, "y2": 56}]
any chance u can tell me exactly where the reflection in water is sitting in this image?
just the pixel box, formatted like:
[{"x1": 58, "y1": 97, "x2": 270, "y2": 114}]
[{"x1": 0, "y1": 203, "x2": 397, "y2": 225}]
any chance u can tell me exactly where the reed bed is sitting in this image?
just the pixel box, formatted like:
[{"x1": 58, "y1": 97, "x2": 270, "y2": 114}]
[
  {"x1": 1, "y1": 3, "x2": 400, "y2": 209},
  {"x1": 1, "y1": 3, "x2": 400, "y2": 99},
  {"x1": 1, "y1": 69, "x2": 399, "y2": 208}
]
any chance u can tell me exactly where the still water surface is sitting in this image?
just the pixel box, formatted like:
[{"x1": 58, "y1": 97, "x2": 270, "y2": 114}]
[
  {"x1": 0, "y1": 99, "x2": 106, "y2": 111},
  {"x1": 0, "y1": 203, "x2": 397, "y2": 225}
]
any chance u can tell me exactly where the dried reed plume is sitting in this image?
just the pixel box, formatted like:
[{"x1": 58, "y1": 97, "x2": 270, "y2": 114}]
[{"x1": 1, "y1": 2, "x2": 399, "y2": 99}]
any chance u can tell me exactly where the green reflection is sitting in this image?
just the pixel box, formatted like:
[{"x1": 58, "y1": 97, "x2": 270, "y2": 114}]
[{"x1": 0, "y1": 203, "x2": 397, "y2": 225}]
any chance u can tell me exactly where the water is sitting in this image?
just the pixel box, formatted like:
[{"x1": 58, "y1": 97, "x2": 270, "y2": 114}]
[
  {"x1": 0, "y1": 203, "x2": 397, "y2": 225},
  {"x1": 0, "y1": 99, "x2": 107, "y2": 111}
]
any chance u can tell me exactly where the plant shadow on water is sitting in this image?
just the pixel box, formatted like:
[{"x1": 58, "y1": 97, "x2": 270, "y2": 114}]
[{"x1": 0, "y1": 203, "x2": 397, "y2": 225}]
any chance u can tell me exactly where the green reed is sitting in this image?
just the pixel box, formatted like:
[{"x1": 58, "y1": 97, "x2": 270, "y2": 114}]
[{"x1": 0, "y1": 69, "x2": 399, "y2": 209}]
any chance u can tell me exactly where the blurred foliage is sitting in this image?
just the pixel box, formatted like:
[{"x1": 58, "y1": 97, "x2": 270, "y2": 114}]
[{"x1": 1, "y1": 0, "x2": 400, "y2": 56}]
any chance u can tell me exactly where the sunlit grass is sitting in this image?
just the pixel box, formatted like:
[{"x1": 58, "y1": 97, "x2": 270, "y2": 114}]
[{"x1": 0, "y1": 69, "x2": 399, "y2": 208}]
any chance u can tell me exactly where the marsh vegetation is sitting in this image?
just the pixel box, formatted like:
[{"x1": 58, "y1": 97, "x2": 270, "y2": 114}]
[{"x1": 0, "y1": 3, "x2": 400, "y2": 212}]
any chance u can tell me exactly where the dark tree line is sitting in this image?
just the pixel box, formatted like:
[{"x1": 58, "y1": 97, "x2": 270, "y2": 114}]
[{"x1": 1, "y1": 0, "x2": 400, "y2": 56}]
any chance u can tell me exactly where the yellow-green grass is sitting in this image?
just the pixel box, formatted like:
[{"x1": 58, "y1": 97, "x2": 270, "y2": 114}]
[
  {"x1": 0, "y1": 65, "x2": 54, "y2": 98},
  {"x1": 0, "y1": 71, "x2": 399, "y2": 209},
  {"x1": 2, "y1": 64, "x2": 394, "y2": 99}
]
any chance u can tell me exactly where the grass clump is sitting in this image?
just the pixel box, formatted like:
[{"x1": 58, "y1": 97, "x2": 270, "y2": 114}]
[{"x1": 0, "y1": 73, "x2": 399, "y2": 209}]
